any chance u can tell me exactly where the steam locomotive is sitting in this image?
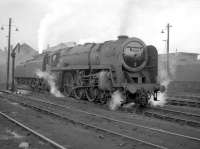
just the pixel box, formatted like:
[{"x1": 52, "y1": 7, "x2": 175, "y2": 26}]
[{"x1": 15, "y1": 35, "x2": 165, "y2": 106}]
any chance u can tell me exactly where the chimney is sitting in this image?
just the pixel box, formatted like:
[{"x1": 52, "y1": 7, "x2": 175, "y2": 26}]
[{"x1": 118, "y1": 35, "x2": 128, "y2": 42}]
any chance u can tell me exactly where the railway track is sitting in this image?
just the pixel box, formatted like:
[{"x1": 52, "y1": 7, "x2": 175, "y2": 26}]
[
  {"x1": 2, "y1": 90, "x2": 200, "y2": 127},
  {"x1": 144, "y1": 107, "x2": 200, "y2": 128},
  {"x1": 168, "y1": 94, "x2": 200, "y2": 101},
  {"x1": 0, "y1": 111, "x2": 67, "y2": 149},
  {"x1": 1, "y1": 93, "x2": 200, "y2": 149},
  {"x1": 167, "y1": 97, "x2": 200, "y2": 108}
]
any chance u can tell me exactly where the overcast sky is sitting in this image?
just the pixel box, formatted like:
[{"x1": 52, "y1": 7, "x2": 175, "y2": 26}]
[{"x1": 0, "y1": 0, "x2": 200, "y2": 53}]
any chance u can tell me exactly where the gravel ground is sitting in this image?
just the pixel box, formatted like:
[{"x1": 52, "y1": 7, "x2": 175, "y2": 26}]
[
  {"x1": 161, "y1": 104, "x2": 200, "y2": 115},
  {"x1": 27, "y1": 92, "x2": 200, "y2": 139},
  {"x1": 0, "y1": 96, "x2": 155, "y2": 149},
  {"x1": 1, "y1": 91, "x2": 200, "y2": 149},
  {"x1": 0, "y1": 114, "x2": 56, "y2": 149},
  {"x1": 167, "y1": 92, "x2": 200, "y2": 100}
]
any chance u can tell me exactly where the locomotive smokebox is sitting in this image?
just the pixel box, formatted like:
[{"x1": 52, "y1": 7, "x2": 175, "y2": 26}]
[{"x1": 118, "y1": 35, "x2": 128, "y2": 41}]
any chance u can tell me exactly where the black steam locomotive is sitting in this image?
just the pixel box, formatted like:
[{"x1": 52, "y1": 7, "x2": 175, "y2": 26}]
[{"x1": 15, "y1": 35, "x2": 165, "y2": 106}]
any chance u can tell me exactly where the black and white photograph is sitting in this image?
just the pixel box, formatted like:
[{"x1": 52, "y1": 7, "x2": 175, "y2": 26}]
[{"x1": 0, "y1": 0, "x2": 200, "y2": 148}]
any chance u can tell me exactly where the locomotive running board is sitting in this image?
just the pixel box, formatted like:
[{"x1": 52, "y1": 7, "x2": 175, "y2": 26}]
[{"x1": 50, "y1": 65, "x2": 112, "y2": 71}]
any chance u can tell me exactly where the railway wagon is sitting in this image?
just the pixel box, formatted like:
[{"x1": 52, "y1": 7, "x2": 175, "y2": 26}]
[{"x1": 15, "y1": 35, "x2": 165, "y2": 106}]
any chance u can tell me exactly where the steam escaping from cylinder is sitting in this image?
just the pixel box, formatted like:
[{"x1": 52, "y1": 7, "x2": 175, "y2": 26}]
[
  {"x1": 149, "y1": 79, "x2": 171, "y2": 107},
  {"x1": 109, "y1": 90, "x2": 124, "y2": 110},
  {"x1": 149, "y1": 92, "x2": 166, "y2": 107},
  {"x1": 99, "y1": 71, "x2": 124, "y2": 110},
  {"x1": 122, "y1": 102, "x2": 135, "y2": 109},
  {"x1": 36, "y1": 70, "x2": 64, "y2": 97}
]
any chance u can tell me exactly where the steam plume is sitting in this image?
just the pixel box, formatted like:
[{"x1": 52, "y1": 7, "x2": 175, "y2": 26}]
[
  {"x1": 36, "y1": 70, "x2": 64, "y2": 97},
  {"x1": 38, "y1": 0, "x2": 122, "y2": 53},
  {"x1": 150, "y1": 54, "x2": 178, "y2": 107},
  {"x1": 119, "y1": 0, "x2": 135, "y2": 34},
  {"x1": 109, "y1": 90, "x2": 124, "y2": 110},
  {"x1": 149, "y1": 64, "x2": 172, "y2": 107}
]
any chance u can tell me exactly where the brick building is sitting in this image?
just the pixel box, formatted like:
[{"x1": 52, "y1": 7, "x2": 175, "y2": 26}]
[{"x1": 158, "y1": 52, "x2": 200, "y2": 93}]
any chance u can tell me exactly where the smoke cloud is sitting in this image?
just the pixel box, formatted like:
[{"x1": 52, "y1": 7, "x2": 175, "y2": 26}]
[
  {"x1": 109, "y1": 90, "x2": 124, "y2": 110},
  {"x1": 36, "y1": 70, "x2": 64, "y2": 97}
]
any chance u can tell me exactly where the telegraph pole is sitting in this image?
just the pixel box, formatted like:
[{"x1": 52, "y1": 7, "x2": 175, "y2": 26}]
[
  {"x1": 166, "y1": 23, "x2": 172, "y2": 76},
  {"x1": 1, "y1": 18, "x2": 18, "y2": 90},
  {"x1": 6, "y1": 18, "x2": 12, "y2": 90}
]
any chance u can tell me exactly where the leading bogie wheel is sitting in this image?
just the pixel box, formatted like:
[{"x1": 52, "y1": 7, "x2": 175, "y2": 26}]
[
  {"x1": 85, "y1": 88, "x2": 96, "y2": 102},
  {"x1": 74, "y1": 88, "x2": 85, "y2": 100}
]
